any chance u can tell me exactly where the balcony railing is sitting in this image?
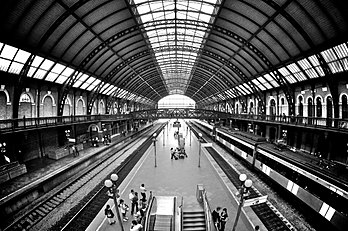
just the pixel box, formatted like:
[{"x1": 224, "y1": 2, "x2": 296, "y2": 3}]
[{"x1": 0, "y1": 109, "x2": 347, "y2": 133}]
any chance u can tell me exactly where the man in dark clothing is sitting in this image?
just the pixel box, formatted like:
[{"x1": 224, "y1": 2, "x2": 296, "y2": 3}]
[{"x1": 211, "y1": 206, "x2": 221, "y2": 229}]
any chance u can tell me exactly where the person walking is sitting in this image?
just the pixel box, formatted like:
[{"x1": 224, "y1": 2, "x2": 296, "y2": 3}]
[
  {"x1": 212, "y1": 206, "x2": 221, "y2": 230},
  {"x1": 104, "y1": 204, "x2": 115, "y2": 225},
  {"x1": 220, "y1": 208, "x2": 229, "y2": 231}
]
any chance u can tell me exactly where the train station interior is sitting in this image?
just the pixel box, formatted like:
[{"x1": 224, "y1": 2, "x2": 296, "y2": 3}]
[{"x1": 0, "y1": 0, "x2": 348, "y2": 230}]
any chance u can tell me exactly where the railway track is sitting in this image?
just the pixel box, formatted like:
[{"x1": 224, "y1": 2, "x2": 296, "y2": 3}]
[
  {"x1": 58, "y1": 133, "x2": 154, "y2": 231},
  {"x1": 190, "y1": 122, "x2": 295, "y2": 231},
  {"x1": 3, "y1": 125, "x2": 163, "y2": 231}
]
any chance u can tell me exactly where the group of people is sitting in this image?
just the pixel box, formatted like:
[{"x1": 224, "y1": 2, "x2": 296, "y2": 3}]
[
  {"x1": 212, "y1": 207, "x2": 229, "y2": 231},
  {"x1": 170, "y1": 147, "x2": 188, "y2": 160},
  {"x1": 104, "y1": 183, "x2": 149, "y2": 231}
]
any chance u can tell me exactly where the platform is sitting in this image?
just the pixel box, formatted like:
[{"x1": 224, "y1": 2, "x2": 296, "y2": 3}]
[
  {"x1": 87, "y1": 119, "x2": 250, "y2": 231},
  {"x1": 0, "y1": 125, "x2": 150, "y2": 202}
]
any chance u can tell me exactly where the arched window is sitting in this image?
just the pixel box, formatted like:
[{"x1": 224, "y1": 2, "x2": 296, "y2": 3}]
[
  {"x1": 270, "y1": 99, "x2": 276, "y2": 120},
  {"x1": 280, "y1": 98, "x2": 285, "y2": 115},
  {"x1": 308, "y1": 98, "x2": 313, "y2": 124},
  {"x1": 298, "y1": 96, "x2": 303, "y2": 116},
  {"x1": 19, "y1": 93, "x2": 31, "y2": 103},
  {"x1": 249, "y1": 102, "x2": 254, "y2": 114},
  {"x1": 316, "y1": 98, "x2": 322, "y2": 117},
  {"x1": 342, "y1": 95, "x2": 348, "y2": 119}
]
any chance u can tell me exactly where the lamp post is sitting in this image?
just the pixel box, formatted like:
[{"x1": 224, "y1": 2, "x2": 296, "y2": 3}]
[
  {"x1": 104, "y1": 174, "x2": 124, "y2": 231},
  {"x1": 198, "y1": 133, "x2": 202, "y2": 167},
  {"x1": 153, "y1": 133, "x2": 157, "y2": 167},
  {"x1": 232, "y1": 174, "x2": 253, "y2": 231},
  {"x1": 163, "y1": 129, "x2": 165, "y2": 146}
]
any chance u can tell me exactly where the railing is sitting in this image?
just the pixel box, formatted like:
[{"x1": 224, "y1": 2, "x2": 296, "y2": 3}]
[
  {"x1": 1, "y1": 109, "x2": 348, "y2": 133},
  {"x1": 202, "y1": 190, "x2": 218, "y2": 231},
  {"x1": 228, "y1": 113, "x2": 348, "y2": 130},
  {"x1": 180, "y1": 196, "x2": 184, "y2": 231},
  {"x1": 143, "y1": 192, "x2": 155, "y2": 231},
  {"x1": 0, "y1": 114, "x2": 132, "y2": 132}
]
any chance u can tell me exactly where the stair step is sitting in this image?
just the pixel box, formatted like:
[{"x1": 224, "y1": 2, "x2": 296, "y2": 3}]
[
  {"x1": 183, "y1": 222, "x2": 205, "y2": 227},
  {"x1": 182, "y1": 227, "x2": 206, "y2": 231},
  {"x1": 183, "y1": 217, "x2": 205, "y2": 223}
]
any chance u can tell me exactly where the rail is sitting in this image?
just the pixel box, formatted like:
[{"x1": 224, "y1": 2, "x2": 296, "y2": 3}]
[
  {"x1": 143, "y1": 195, "x2": 156, "y2": 231},
  {"x1": 1, "y1": 110, "x2": 348, "y2": 133},
  {"x1": 202, "y1": 190, "x2": 218, "y2": 231}
]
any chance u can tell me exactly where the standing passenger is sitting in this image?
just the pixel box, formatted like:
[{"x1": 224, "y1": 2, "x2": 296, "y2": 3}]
[
  {"x1": 220, "y1": 208, "x2": 229, "y2": 231},
  {"x1": 211, "y1": 207, "x2": 221, "y2": 230},
  {"x1": 104, "y1": 204, "x2": 115, "y2": 224},
  {"x1": 129, "y1": 189, "x2": 136, "y2": 215},
  {"x1": 140, "y1": 183, "x2": 147, "y2": 201},
  {"x1": 119, "y1": 199, "x2": 129, "y2": 221}
]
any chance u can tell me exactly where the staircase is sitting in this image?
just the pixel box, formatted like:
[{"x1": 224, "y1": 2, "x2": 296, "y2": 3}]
[{"x1": 182, "y1": 210, "x2": 206, "y2": 231}]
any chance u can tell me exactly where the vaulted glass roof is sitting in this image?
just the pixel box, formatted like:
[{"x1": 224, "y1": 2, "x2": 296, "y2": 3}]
[
  {"x1": 133, "y1": 0, "x2": 220, "y2": 94},
  {"x1": 0, "y1": 0, "x2": 348, "y2": 108}
]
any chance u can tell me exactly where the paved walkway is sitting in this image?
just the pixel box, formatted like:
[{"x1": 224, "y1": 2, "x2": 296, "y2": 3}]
[{"x1": 87, "y1": 119, "x2": 249, "y2": 231}]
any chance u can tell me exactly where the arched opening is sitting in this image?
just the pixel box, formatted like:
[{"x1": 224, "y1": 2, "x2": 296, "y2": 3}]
[
  {"x1": 158, "y1": 94, "x2": 195, "y2": 108},
  {"x1": 298, "y1": 96, "x2": 303, "y2": 116},
  {"x1": 280, "y1": 98, "x2": 285, "y2": 115},
  {"x1": 76, "y1": 99, "x2": 84, "y2": 115},
  {"x1": 62, "y1": 98, "x2": 71, "y2": 116},
  {"x1": 0, "y1": 92, "x2": 8, "y2": 120},
  {"x1": 249, "y1": 102, "x2": 254, "y2": 114},
  {"x1": 308, "y1": 98, "x2": 313, "y2": 125},
  {"x1": 342, "y1": 95, "x2": 348, "y2": 119},
  {"x1": 316, "y1": 97, "x2": 322, "y2": 117},
  {"x1": 270, "y1": 99, "x2": 276, "y2": 120},
  {"x1": 42, "y1": 96, "x2": 53, "y2": 117},
  {"x1": 19, "y1": 93, "x2": 32, "y2": 118},
  {"x1": 327, "y1": 96, "x2": 333, "y2": 126}
]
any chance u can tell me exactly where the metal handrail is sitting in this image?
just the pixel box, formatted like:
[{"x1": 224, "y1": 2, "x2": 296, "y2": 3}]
[
  {"x1": 1, "y1": 110, "x2": 348, "y2": 132},
  {"x1": 202, "y1": 191, "x2": 218, "y2": 231},
  {"x1": 143, "y1": 192, "x2": 155, "y2": 231}
]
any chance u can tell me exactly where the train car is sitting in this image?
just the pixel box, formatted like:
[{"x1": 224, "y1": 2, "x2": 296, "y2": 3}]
[
  {"x1": 144, "y1": 196, "x2": 179, "y2": 231},
  {"x1": 193, "y1": 119, "x2": 348, "y2": 231}
]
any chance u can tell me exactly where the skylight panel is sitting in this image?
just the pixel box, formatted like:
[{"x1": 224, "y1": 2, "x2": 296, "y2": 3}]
[
  {"x1": 14, "y1": 49, "x2": 31, "y2": 63},
  {"x1": 321, "y1": 47, "x2": 343, "y2": 73},
  {"x1": 267, "y1": 73, "x2": 280, "y2": 87},
  {"x1": 278, "y1": 67, "x2": 297, "y2": 83},
  {"x1": 252, "y1": 79, "x2": 266, "y2": 91},
  {"x1": 8, "y1": 62, "x2": 24, "y2": 74},
  {"x1": 287, "y1": 63, "x2": 306, "y2": 82},
  {"x1": 133, "y1": 0, "x2": 219, "y2": 94},
  {"x1": 257, "y1": 76, "x2": 272, "y2": 89},
  {"x1": 45, "y1": 72, "x2": 58, "y2": 82},
  {"x1": 298, "y1": 58, "x2": 318, "y2": 79},
  {"x1": 308, "y1": 55, "x2": 325, "y2": 76},
  {"x1": 40, "y1": 59, "x2": 54, "y2": 71},
  {"x1": 1, "y1": 45, "x2": 18, "y2": 60},
  {"x1": 0, "y1": 58, "x2": 11, "y2": 72}
]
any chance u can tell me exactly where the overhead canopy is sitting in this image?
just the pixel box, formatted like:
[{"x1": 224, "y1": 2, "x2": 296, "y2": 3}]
[{"x1": 0, "y1": 0, "x2": 347, "y2": 107}]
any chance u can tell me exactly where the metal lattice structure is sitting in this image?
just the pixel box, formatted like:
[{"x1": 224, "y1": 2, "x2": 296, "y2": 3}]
[{"x1": 0, "y1": 0, "x2": 348, "y2": 109}]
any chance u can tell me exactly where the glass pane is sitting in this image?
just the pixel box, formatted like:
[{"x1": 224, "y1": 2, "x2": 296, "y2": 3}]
[
  {"x1": 27, "y1": 67, "x2": 37, "y2": 77},
  {"x1": 0, "y1": 58, "x2": 11, "y2": 71},
  {"x1": 1, "y1": 45, "x2": 18, "y2": 60},
  {"x1": 40, "y1": 59, "x2": 54, "y2": 70},
  {"x1": 33, "y1": 69, "x2": 47, "y2": 79},
  {"x1": 32, "y1": 56, "x2": 44, "y2": 67},
  {"x1": 8, "y1": 62, "x2": 24, "y2": 74},
  {"x1": 14, "y1": 49, "x2": 31, "y2": 63},
  {"x1": 55, "y1": 75, "x2": 68, "y2": 84},
  {"x1": 45, "y1": 72, "x2": 58, "y2": 82},
  {"x1": 51, "y1": 63, "x2": 66, "y2": 74}
]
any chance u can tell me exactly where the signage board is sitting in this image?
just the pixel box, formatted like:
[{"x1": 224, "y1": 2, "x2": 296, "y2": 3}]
[
  {"x1": 68, "y1": 138, "x2": 76, "y2": 143},
  {"x1": 243, "y1": 195, "x2": 268, "y2": 207}
]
